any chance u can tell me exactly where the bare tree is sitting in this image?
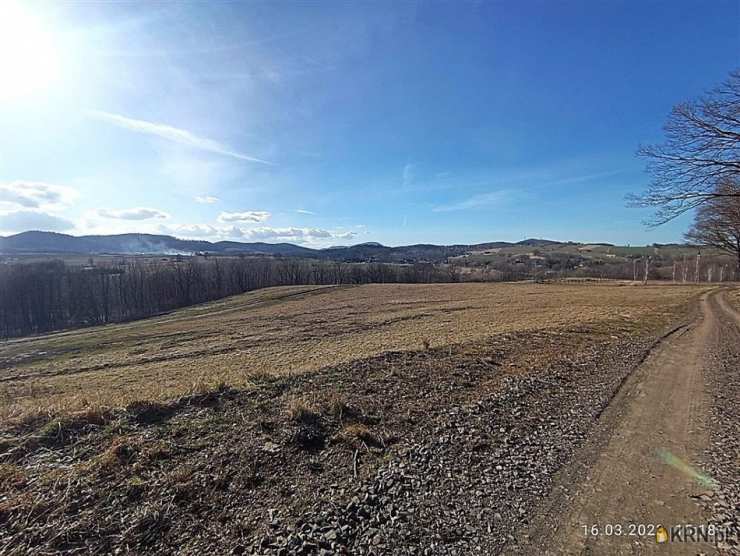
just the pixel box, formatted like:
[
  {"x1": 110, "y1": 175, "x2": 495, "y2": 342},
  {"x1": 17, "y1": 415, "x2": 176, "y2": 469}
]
[
  {"x1": 0, "y1": 256, "x2": 465, "y2": 338},
  {"x1": 685, "y1": 181, "x2": 740, "y2": 270},
  {"x1": 630, "y1": 70, "x2": 740, "y2": 224},
  {"x1": 694, "y1": 251, "x2": 701, "y2": 283},
  {"x1": 643, "y1": 256, "x2": 650, "y2": 284}
]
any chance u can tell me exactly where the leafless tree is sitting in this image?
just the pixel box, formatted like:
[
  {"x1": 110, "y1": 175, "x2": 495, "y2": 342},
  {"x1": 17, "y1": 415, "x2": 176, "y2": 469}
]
[
  {"x1": 0, "y1": 257, "x2": 466, "y2": 338},
  {"x1": 643, "y1": 256, "x2": 650, "y2": 284},
  {"x1": 630, "y1": 70, "x2": 740, "y2": 224},
  {"x1": 695, "y1": 252, "x2": 701, "y2": 282},
  {"x1": 685, "y1": 180, "x2": 740, "y2": 270}
]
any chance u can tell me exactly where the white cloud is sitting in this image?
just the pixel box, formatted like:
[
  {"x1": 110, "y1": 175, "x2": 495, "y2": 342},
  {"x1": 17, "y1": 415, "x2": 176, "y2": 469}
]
[
  {"x1": 218, "y1": 210, "x2": 271, "y2": 223},
  {"x1": 97, "y1": 207, "x2": 170, "y2": 220},
  {"x1": 75, "y1": 214, "x2": 168, "y2": 237},
  {"x1": 0, "y1": 209, "x2": 75, "y2": 233},
  {"x1": 432, "y1": 190, "x2": 512, "y2": 212},
  {"x1": 0, "y1": 182, "x2": 78, "y2": 235},
  {"x1": 239, "y1": 227, "x2": 348, "y2": 242},
  {"x1": 165, "y1": 224, "x2": 220, "y2": 238},
  {"x1": 333, "y1": 231, "x2": 357, "y2": 239},
  {"x1": 87, "y1": 110, "x2": 274, "y2": 165},
  {"x1": 295, "y1": 209, "x2": 316, "y2": 215},
  {"x1": 195, "y1": 195, "x2": 220, "y2": 204},
  {"x1": 0, "y1": 181, "x2": 77, "y2": 211},
  {"x1": 402, "y1": 163, "x2": 416, "y2": 187},
  {"x1": 160, "y1": 223, "x2": 356, "y2": 245}
]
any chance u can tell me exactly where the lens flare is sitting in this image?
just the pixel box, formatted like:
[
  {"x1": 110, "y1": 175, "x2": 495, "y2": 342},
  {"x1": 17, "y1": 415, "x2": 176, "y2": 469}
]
[
  {"x1": 0, "y1": 2, "x2": 61, "y2": 102},
  {"x1": 657, "y1": 449, "x2": 717, "y2": 489}
]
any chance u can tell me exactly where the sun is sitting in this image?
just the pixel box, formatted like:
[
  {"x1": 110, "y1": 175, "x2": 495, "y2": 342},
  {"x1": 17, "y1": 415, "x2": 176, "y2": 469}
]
[{"x1": 0, "y1": 2, "x2": 61, "y2": 102}]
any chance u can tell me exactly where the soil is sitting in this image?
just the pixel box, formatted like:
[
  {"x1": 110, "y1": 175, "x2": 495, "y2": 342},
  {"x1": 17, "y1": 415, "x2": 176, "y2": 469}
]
[
  {"x1": 1, "y1": 286, "x2": 737, "y2": 555},
  {"x1": 0, "y1": 282, "x2": 702, "y2": 418},
  {"x1": 511, "y1": 289, "x2": 739, "y2": 555}
]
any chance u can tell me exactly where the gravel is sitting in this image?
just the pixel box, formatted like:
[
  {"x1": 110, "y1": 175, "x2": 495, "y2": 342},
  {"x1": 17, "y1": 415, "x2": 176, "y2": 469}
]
[
  {"x1": 695, "y1": 303, "x2": 740, "y2": 555},
  {"x1": 249, "y1": 337, "x2": 655, "y2": 555},
  {"x1": 0, "y1": 323, "x2": 681, "y2": 555}
]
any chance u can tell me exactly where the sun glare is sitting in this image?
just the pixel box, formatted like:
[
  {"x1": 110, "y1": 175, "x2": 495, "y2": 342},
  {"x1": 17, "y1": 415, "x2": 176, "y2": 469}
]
[{"x1": 0, "y1": 2, "x2": 61, "y2": 102}]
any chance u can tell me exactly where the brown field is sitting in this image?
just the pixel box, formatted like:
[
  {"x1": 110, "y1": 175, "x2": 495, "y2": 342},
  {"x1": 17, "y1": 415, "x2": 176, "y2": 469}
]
[
  {"x1": 0, "y1": 282, "x2": 708, "y2": 421},
  {"x1": 730, "y1": 286, "x2": 740, "y2": 311}
]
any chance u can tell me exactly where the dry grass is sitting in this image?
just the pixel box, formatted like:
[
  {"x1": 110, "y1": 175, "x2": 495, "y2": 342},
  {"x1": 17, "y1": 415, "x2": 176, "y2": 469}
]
[
  {"x1": 94, "y1": 437, "x2": 140, "y2": 471},
  {"x1": 286, "y1": 397, "x2": 320, "y2": 424},
  {"x1": 729, "y1": 288, "x2": 740, "y2": 312},
  {"x1": 0, "y1": 463, "x2": 27, "y2": 490},
  {"x1": 336, "y1": 423, "x2": 382, "y2": 448},
  {"x1": 0, "y1": 282, "x2": 710, "y2": 423},
  {"x1": 88, "y1": 437, "x2": 172, "y2": 475},
  {"x1": 323, "y1": 393, "x2": 351, "y2": 420}
]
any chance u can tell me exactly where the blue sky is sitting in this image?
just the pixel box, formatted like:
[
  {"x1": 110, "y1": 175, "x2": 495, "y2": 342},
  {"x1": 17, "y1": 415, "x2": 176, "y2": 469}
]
[{"x1": 0, "y1": 0, "x2": 738, "y2": 247}]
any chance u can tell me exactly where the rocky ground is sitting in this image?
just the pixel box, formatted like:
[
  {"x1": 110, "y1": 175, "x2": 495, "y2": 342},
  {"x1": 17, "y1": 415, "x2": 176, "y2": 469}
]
[
  {"x1": 0, "y1": 310, "x2": 683, "y2": 556},
  {"x1": 254, "y1": 339, "x2": 665, "y2": 556},
  {"x1": 695, "y1": 293, "x2": 740, "y2": 555}
]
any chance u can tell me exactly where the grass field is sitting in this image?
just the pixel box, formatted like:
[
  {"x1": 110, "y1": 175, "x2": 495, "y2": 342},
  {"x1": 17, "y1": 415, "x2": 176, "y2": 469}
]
[
  {"x1": 0, "y1": 282, "x2": 708, "y2": 421},
  {"x1": 0, "y1": 281, "x2": 724, "y2": 554},
  {"x1": 463, "y1": 242, "x2": 722, "y2": 264}
]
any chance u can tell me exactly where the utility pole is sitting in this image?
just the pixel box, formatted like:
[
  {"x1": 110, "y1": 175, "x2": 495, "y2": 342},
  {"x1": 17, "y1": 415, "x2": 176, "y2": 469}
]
[{"x1": 682, "y1": 254, "x2": 688, "y2": 283}]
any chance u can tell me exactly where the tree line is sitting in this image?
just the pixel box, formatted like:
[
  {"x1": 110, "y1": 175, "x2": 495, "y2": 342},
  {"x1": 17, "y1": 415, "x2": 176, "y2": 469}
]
[
  {"x1": 475, "y1": 250, "x2": 735, "y2": 282},
  {"x1": 0, "y1": 257, "x2": 459, "y2": 338},
  {"x1": 634, "y1": 69, "x2": 740, "y2": 267}
]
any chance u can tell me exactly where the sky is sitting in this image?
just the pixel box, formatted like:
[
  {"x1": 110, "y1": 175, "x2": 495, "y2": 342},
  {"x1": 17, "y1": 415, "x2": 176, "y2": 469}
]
[{"x1": 0, "y1": 0, "x2": 738, "y2": 247}]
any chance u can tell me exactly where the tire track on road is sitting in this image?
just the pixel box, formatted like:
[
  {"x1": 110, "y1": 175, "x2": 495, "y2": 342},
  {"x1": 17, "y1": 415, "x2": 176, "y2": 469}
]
[{"x1": 513, "y1": 289, "x2": 727, "y2": 556}]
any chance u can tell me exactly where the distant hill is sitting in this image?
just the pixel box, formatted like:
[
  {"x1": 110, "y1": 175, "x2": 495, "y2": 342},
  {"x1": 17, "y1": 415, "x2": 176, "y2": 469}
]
[
  {"x1": 515, "y1": 238, "x2": 567, "y2": 247},
  {"x1": 0, "y1": 231, "x2": 670, "y2": 263},
  {"x1": 0, "y1": 231, "x2": 192, "y2": 255}
]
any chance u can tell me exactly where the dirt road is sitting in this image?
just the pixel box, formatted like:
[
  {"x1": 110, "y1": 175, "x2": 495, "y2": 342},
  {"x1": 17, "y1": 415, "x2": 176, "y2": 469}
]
[{"x1": 516, "y1": 289, "x2": 737, "y2": 555}]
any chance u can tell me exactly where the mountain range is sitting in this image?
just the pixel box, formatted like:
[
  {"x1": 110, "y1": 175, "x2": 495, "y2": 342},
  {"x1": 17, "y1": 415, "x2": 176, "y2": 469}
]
[{"x1": 0, "y1": 231, "x2": 568, "y2": 263}]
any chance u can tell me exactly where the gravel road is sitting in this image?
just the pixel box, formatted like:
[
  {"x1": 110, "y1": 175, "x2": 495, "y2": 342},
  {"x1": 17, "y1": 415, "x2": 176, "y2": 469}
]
[{"x1": 513, "y1": 289, "x2": 740, "y2": 556}]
